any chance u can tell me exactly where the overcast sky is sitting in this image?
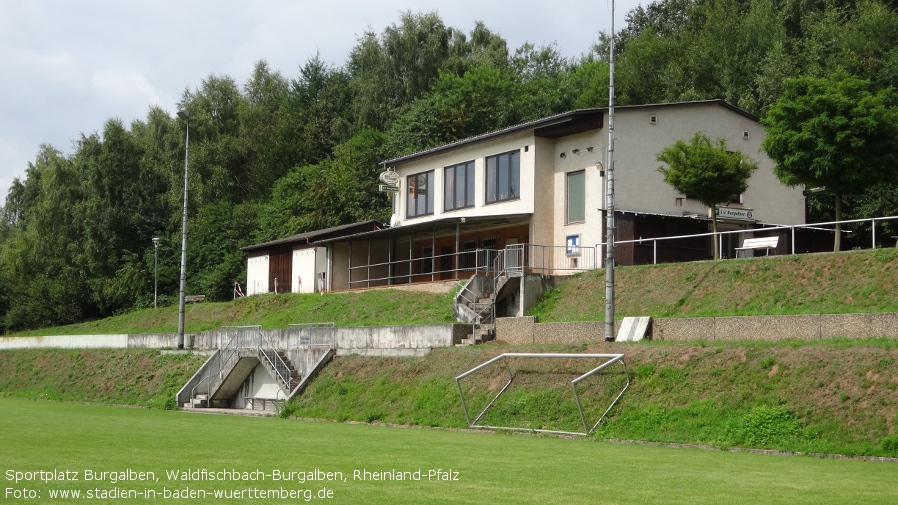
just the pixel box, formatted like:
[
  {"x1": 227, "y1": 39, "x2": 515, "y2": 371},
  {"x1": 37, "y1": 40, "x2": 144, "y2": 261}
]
[{"x1": 0, "y1": 0, "x2": 642, "y2": 197}]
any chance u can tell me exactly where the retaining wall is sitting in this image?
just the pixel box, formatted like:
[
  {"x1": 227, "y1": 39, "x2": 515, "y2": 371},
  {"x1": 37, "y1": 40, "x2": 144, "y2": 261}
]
[
  {"x1": 0, "y1": 324, "x2": 466, "y2": 353},
  {"x1": 496, "y1": 312, "x2": 898, "y2": 344}
]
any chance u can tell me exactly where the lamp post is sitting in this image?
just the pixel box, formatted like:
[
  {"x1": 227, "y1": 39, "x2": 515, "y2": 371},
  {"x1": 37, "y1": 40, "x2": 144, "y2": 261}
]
[
  {"x1": 176, "y1": 109, "x2": 191, "y2": 349},
  {"x1": 604, "y1": 0, "x2": 617, "y2": 342},
  {"x1": 152, "y1": 237, "x2": 159, "y2": 309}
]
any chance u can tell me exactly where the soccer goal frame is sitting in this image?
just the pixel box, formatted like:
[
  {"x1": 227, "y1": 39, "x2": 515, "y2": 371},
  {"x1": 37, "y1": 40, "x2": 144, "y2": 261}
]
[{"x1": 455, "y1": 353, "x2": 629, "y2": 437}]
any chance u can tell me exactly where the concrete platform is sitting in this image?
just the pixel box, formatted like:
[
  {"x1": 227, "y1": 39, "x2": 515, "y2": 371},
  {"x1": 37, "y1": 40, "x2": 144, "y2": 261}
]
[{"x1": 180, "y1": 407, "x2": 276, "y2": 417}]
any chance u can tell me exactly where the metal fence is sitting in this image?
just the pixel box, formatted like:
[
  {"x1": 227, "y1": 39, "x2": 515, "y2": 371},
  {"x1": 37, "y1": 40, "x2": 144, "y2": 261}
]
[
  {"x1": 347, "y1": 243, "x2": 598, "y2": 289},
  {"x1": 344, "y1": 215, "x2": 898, "y2": 288},
  {"x1": 597, "y1": 215, "x2": 898, "y2": 265}
]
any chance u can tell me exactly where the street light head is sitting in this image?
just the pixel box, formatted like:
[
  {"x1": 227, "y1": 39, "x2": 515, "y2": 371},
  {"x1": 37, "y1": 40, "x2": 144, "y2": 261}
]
[
  {"x1": 152, "y1": 237, "x2": 160, "y2": 246},
  {"x1": 177, "y1": 109, "x2": 191, "y2": 121}
]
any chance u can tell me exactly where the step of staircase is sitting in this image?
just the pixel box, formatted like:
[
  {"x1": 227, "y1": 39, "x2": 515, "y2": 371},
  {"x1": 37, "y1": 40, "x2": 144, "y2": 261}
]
[
  {"x1": 259, "y1": 349, "x2": 301, "y2": 393},
  {"x1": 184, "y1": 394, "x2": 208, "y2": 409}
]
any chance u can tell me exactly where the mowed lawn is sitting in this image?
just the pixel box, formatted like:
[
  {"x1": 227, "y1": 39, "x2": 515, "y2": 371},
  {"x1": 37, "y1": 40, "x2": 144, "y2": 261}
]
[{"x1": 1, "y1": 399, "x2": 896, "y2": 505}]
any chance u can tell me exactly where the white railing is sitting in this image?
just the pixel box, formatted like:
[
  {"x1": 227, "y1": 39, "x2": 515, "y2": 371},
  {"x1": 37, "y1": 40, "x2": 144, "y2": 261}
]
[
  {"x1": 343, "y1": 216, "x2": 897, "y2": 288},
  {"x1": 596, "y1": 215, "x2": 898, "y2": 265}
]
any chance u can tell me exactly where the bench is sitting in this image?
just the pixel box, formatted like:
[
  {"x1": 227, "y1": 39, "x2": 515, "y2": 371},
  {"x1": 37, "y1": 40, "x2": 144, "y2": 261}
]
[
  {"x1": 735, "y1": 236, "x2": 778, "y2": 258},
  {"x1": 185, "y1": 294, "x2": 206, "y2": 303}
]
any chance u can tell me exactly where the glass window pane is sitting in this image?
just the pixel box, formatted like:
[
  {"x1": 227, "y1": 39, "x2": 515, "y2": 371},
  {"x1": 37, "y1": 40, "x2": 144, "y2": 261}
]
[
  {"x1": 426, "y1": 172, "x2": 434, "y2": 214},
  {"x1": 498, "y1": 155, "x2": 509, "y2": 200},
  {"x1": 465, "y1": 163, "x2": 475, "y2": 207},
  {"x1": 486, "y1": 157, "x2": 497, "y2": 203},
  {"x1": 567, "y1": 170, "x2": 586, "y2": 223},
  {"x1": 509, "y1": 151, "x2": 519, "y2": 199}
]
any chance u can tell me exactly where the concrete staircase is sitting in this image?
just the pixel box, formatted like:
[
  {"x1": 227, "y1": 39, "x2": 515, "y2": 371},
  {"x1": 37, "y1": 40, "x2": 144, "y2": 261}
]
[
  {"x1": 181, "y1": 327, "x2": 299, "y2": 411},
  {"x1": 178, "y1": 327, "x2": 337, "y2": 413},
  {"x1": 258, "y1": 349, "x2": 301, "y2": 392}
]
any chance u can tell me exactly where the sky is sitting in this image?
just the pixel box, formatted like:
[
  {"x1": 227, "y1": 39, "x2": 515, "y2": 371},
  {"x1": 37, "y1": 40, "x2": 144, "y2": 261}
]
[{"x1": 0, "y1": 0, "x2": 643, "y2": 198}]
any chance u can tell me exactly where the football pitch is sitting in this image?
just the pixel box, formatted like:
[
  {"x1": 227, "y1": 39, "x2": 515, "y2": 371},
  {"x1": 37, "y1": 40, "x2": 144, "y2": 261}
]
[{"x1": 1, "y1": 398, "x2": 895, "y2": 505}]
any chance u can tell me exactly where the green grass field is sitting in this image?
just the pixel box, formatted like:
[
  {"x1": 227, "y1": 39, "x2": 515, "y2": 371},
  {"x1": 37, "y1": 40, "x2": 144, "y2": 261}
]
[{"x1": 2, "y1": 399, "x2": 896, "y2": 505}]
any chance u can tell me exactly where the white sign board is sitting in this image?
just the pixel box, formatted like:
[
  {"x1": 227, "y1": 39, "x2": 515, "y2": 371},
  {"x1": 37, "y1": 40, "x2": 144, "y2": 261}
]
[{"x1": 716, "y1": 207, "x2": 754, "y2": 220}]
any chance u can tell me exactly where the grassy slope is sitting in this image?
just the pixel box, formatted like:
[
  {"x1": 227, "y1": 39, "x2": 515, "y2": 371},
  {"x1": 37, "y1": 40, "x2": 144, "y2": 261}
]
[
  {"x1": 530, "y1": 247, "x2": 898, "y2": 321},
  {"x1": 7, "y1": 288, "x2": 457, "y2": 337},
  {"x1": 0, "y1": 349, "x2": 207, "y2": 409},
  {"x1": 287, "y1": 340, "x2": 898, "y2": 457},
  {"x1": 6, "y1": 248, "x2": 898, "y2": 337}
]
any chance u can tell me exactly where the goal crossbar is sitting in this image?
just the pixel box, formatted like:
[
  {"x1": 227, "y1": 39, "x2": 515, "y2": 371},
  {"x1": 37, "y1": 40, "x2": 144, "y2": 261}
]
[{"x1": 455, "y1": 353, "x2": 629, "y2": 436}]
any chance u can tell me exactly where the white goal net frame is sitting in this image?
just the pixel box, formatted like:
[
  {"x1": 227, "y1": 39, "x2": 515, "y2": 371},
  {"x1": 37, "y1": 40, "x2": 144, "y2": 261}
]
[{"x1": 455, "y1": 353, "x2": 629, "y2": 437}]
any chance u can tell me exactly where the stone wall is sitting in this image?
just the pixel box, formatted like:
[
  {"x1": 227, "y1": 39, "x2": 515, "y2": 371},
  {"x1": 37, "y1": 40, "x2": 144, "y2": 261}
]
[{"x1": 496, "y1": 312, "x2": 898, "y2": 343}]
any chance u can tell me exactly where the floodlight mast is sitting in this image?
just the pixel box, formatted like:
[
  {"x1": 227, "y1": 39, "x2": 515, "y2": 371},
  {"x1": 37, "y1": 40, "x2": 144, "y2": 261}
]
[
  {"x1": 604, "y1": 0, "x2": 617, "y2": 342},
  {"x1": 176, "y1": 109, "x2": 191, "y2": 349}
]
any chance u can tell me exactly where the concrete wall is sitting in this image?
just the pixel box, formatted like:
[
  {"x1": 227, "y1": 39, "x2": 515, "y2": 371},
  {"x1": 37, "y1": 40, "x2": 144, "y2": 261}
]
[
  {"x1": 0, "y1": 334, "x2": 131, "y2": 349},
  {"x1": 0, "y1": 324, "x2": 467, "y2": 352},
  {"x1": 496, "y1": 313, "x2": 898, "y2": 343}
]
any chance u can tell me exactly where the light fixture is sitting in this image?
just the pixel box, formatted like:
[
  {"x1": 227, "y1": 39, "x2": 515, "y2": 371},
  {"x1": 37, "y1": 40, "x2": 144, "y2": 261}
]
[
  {"x1": 559, "y1": 152, "x2": 566, "y2": 158},
  {"x1": 176, "y1": 109, "x2": 191, "y2": 349},
  {"x1": 572, "y1": 148, "x2": 580, "y2": 154}
]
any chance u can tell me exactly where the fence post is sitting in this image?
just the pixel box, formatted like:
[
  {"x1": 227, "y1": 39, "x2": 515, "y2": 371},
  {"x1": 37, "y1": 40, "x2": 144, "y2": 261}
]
[
  {"x1": 791, "y1": 226, "x2": 795, "y2": 255},
  {"x1": 872, "y1": 218, "x2": 877, "y2": 249}
]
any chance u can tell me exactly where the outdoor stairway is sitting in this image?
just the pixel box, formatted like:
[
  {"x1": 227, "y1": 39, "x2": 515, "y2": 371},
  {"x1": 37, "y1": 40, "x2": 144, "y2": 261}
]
[
  {"x1": 186, "y1": 393, "x2": 208, "y2": 409},
  {"x1": 258, "y1": 349, "x2": 301, "y2": 393},
  {"x1": 460, "y1": 325, "x2": 494, "y2": 345},
  {"x1": 182, "y1": 327, "x2": 301, "y2": 410}
]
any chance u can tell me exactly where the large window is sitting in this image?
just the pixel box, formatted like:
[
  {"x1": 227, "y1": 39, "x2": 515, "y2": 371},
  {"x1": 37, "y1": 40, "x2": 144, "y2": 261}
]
[
  {"x1": 485, "y1": 150, "x2": 520, "y2": 204},
  {"x1": 566, "y1": 170, "x2": 586, "y2": 223},
  {"x1": 444, "y1": 161, "x2": 475, "y2": 211},
  {"x1": 407, "y1": 170, "x2": 434, "y2": 218}
]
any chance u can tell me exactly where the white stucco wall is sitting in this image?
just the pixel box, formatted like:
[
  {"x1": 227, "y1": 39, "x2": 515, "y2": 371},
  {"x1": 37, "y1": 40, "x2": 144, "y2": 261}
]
[
  {"x1": 391, "y1": 131, "x2": 536, "y2": 228},
  {"x1": 246, "y1": 254, "x2": 269, "y2": 295},
  {"x1": 292, "y1": 248, "x2": 316, "y2": 293}
]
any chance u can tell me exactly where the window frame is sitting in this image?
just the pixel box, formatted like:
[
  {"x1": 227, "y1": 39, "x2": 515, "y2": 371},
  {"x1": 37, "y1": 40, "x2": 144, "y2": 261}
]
[
  {"x1": 485, "y1": 150, "x2": 520, "y2": 204},
  {"x1": 406, "y1": 170, "x2": 435, "y2": 218},
  {"x1": 566, "y1": 169, "x2": 586, "y2": 224},
  {"x1": 444, "y1": 160, "x2": 475, "y2": 212}
]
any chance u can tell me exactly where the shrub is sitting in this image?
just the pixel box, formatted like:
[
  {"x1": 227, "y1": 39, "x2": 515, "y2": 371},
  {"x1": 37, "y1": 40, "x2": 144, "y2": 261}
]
[
  {"x1": 741, "y1": 405, "x2": 802, "y2": 447},
  {"x1": 881, "y1": 435, "x2": 898, "y2": 454}
]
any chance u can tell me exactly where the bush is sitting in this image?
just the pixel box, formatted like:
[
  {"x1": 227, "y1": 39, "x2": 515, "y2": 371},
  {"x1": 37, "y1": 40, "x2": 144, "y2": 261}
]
[
  {"x1": 741, "y1": 405, "x2": 803, "y2": 447},
  {"x1": 881, "y1": 435, "x2": 898, "y2": 454}
]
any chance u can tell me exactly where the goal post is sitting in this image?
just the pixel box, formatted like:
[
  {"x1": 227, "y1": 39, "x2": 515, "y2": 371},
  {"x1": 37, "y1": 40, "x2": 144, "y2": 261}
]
[{"x1": 455, "y1": 353, "x2": 630, "y2": 437}]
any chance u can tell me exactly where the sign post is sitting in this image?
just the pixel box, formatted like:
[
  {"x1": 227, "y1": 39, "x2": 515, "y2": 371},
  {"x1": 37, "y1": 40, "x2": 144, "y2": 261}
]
[{"x1": 378, "y1": 168, "x2": 400, "y2": 198}]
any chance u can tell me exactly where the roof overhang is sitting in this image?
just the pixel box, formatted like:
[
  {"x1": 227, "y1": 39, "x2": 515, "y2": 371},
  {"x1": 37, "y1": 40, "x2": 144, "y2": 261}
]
[
  {"x1": 241, "y1": 219, "x2": 383, "y2": 252},
  {"x1": 382, "y1": 100, "x2": 757, "y2": 167},
  {"x1": 383, "y1": 109, "x2": 604, "y2": 166},
  {"x1": 313, "y1": 214, "x2": 533, "y2": 245}
]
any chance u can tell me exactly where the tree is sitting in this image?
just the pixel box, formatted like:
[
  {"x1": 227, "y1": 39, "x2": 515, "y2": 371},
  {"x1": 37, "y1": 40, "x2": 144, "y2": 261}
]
[
  {"x1": 348, "y1": 10, "x2": 453, "y2": 131},
  {"x1": 761, "y1": 72, "x2": 898, "y2": 251},
  {"x1": 657, "y1": 132, "x2": 758, "y2": 259}
]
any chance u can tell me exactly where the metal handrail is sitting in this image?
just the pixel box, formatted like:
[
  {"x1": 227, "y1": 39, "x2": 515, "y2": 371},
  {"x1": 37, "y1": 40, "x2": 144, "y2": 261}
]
[
  {"x1": 257, "y1": 328, "x2": 292, "y2": 393},
  {"x1": 595, "y1": 215, "x2": 898, "y2": 265}
]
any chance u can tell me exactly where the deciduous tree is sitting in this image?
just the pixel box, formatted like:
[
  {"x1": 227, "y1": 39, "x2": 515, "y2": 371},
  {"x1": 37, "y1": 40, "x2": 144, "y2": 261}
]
[
  {"x1": 761, "y1": 72, "x2": 898, "y2": 250},
  {"x1": 657, "y1": 132, "x2": 758, "y2": 259}
]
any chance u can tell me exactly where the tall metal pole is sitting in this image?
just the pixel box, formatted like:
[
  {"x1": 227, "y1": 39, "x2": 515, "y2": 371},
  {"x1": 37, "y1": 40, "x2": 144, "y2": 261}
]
[
  {"x1": 153, "y1": 237, "x2": 159, "y2": 309},
  {"x1": 176, "y1": 109, "x2": 191, "y2": 349},
  {"x1": 604, "y1": 0, "x2": 617, "y2": 342}
]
